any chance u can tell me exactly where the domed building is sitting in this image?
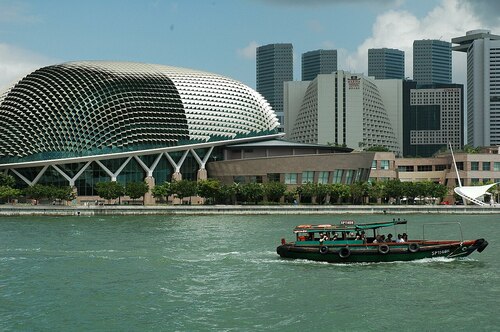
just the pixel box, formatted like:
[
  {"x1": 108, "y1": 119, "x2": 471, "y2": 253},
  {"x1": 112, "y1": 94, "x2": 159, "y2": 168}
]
[{"x1": 0, "y1": 61, "x2": 280, "y2": 199}]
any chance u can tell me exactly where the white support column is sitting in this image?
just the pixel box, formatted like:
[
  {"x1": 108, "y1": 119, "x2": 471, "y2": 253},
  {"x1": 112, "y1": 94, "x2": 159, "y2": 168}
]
[
  {"x1": 51, "y1": 165, "x2": 72, "y2": 186},
  {"x1": 95, "y1": 160, "x2": 115, "y2": 180},
  {"x1": 190, "y1": 146, "x2": 214, "y2": 181},
  {"x1": 10, "y1": 168, "x2": 33, "y2": 186},
  {"x1": 165, "y1": 150, "x2": 189, "y2": 181},
  {"x1": 32, "y1": 165, "x2": 49, "y2": 185},
  {"x1": 71, "y1": 161, "x2": 92, "y2": 186}
]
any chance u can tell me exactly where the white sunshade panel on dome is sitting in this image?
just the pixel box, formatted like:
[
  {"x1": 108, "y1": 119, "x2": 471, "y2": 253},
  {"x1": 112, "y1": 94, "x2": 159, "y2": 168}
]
[{"x1": 0, "y1": 61, "x2": 278, "y2": 164}]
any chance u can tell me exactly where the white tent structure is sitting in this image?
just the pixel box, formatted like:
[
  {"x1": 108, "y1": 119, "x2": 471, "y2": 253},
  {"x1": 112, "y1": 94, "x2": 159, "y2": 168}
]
[{"x1": 450, "y1": 144, "x2": 499, "y2": 206}]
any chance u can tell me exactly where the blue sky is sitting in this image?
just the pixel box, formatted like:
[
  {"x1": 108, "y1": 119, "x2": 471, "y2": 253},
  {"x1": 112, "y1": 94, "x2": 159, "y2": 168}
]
[{"x1": 0, "y1": 0, "x2": 499, "y2": 90}]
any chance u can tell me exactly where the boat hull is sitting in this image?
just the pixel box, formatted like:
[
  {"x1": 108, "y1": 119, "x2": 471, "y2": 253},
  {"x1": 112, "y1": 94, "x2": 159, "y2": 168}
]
[{"x1": 276, "y1": 239, "x2": 488, "y2": 264}]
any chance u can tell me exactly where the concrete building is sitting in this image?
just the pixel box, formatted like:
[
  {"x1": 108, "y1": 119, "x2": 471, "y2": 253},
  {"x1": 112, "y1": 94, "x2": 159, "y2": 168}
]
[
  {"x1": 370, "y1": 147, "x2": 500, "y2": 203},
  {"x1": 284, "y1": 71, "x2": 402, "y2": 154},
  {"x1": 403, "y1": 82, "x2": 464, "y2": 157},
  {"x1": 301, "y1": 49, "x2": 337, "y2": 81},
  {"x1": 0, "y1": 61, "x2": 280, "y2": 203},
  {"x1": 452, "y1": 29, "x2": 500, "y2": 147},
  {"x1": 368, "y1": 48, "x2": 405, "y2": 79},
  {"x1": 413, "y1": 40, "x2": 452, "y2": 85},
  {"x1": 256, "y1": 43, "x2": 293, "y2": 132}
]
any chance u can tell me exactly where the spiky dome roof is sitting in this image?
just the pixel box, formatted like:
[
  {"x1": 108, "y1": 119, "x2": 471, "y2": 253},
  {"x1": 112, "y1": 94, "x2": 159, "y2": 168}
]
[{"x1": 0, "y1": 61, "x2": 278, "y2": 163}]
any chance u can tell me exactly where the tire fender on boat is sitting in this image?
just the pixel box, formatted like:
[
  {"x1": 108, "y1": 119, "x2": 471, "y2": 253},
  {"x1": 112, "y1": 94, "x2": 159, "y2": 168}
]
[
  {"x1": 378, "y1": 244, "x2": 390, "y2": 254},
  {"x1": 408, "y1": 242, "x2": 420, "y2": 253},
  {"x1": 319, "y1": 246, "x2": 329, "y2": 254},
  {"x1": 338, "y1": 247, "x2": 351, "y2": 258}
]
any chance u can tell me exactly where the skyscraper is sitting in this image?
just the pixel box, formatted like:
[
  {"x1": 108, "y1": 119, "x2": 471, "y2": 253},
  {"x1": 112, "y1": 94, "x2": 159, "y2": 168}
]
[
  {"x1": 413, "y1": 39, "x2": 452, "y2": 85},
  {"x1": 256, "y1": 43, "x2": 293, "y2": 132},
  {"x1": 301, "y1": 49, "x2": 337, "y2": 81},
  {"x1": 452, "y1": 29, "x2": 500, "y2": 147},
  {"x1": 403, "y1": 81, "x2": 464, "y2": 157},
  {"x1": 368, "y1": 48, "x2": 405, "y2": 79}
]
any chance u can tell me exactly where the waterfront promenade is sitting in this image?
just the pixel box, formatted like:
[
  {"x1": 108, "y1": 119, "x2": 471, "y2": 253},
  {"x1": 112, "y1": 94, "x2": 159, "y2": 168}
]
[{"x1": 0, "y1": 204, "x2": 499, "y2": 216}]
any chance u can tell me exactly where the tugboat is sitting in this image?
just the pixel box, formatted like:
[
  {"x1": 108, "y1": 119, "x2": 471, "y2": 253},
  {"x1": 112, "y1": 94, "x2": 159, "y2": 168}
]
[{"x1": 277, "y1": 219, "x2": 488, "y2": 263}]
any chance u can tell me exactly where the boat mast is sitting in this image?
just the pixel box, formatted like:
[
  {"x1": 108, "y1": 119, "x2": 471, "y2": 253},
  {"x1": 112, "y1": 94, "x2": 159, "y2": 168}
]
[{"x1": 449, "y1": 142, "x2": 462, "y2": 187}]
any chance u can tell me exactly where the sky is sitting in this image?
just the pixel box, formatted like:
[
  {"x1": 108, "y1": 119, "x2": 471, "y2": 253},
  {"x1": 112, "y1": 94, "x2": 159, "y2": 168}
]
[{"x1": 1, "y1": 0, "x2": 500, "y2": 91}]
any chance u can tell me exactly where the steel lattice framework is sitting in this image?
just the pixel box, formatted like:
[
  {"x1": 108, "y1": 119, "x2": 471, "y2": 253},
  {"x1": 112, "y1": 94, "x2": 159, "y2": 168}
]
[{"x1": 0, "y1": 61, "x2": 279, "y2": 165}]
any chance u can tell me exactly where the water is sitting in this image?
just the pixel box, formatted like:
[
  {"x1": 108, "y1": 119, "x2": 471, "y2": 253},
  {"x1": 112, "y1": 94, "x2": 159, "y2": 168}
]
[{"x1": 0, "y1": 214, "x2": 498, "y2": 331}]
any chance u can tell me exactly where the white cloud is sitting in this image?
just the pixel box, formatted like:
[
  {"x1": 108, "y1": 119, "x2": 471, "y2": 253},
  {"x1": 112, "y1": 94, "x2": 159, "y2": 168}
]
[
  {"x1": 237, "y1": 41, "x2": 259, "y2": 60},
  {"x1": 0, "y1": 44, "x2": 55, "y2": 91},
  {"x1": 341, "y1": 0, "x2": 493, "y2": 85},
  {"x1": 0, "y1": 2, "x2": 39, "y2": 23}
]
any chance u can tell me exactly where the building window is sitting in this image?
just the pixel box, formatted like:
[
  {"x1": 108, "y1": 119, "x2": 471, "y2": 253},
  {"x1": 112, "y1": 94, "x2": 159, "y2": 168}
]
[
  {"x1": 483, "y1": 162, "x2": 491, "y2": 171},
  {"x1": 233, "y1": 176, "x2": 245, "y2": 184},
  {"x1": 471, "y1": 178, "x2": 480, "y2": 184},
  {"x1": 267, "y1": 173, "x2": 280, "y2": 182},
  {"x1": 494, "y1": 162, "x2": 500, "y2": 171},
  {"x1": 417, "y1": 165, "x2": 432, "y2": 172},
  {"x1": 318, "y1": 171, "x2": 329, "y2": 184},
  {"x1": 302, "y1": 171, "x2": 314, "y2": 184},
  {"x1": 380, "y1": 160, "x2": 390, "y2": 170},
  {"x1": 483, "y1": 178, "x2": 491, "y2": 184},
  {"x1": 345, "y1": 170, "x2": 355, "y2": 184},
  {"x1": 435, "y1": 164, "x2": 447, "y2": 171},
  {"x1": 249, "y1": 176, "x2": 263, "y2": 183},
  {"x1": 371, "y1": 160, "x2": 377, "y2": 169},
  {"x1": 332, "y1": 170, "x2": 343, "y2": 183},
  {"x1": 285, "y1": 173, "x2": 297, "y2": 184},
  {"x1": 398, "y1": 165, "x2": 414, "y2": 172},
  {"x1": 471, "y1": 162, "x2": 479, "y2": 171},
  {"x1": 456, "y1": 162, "x2": 464, "y2": 170}
]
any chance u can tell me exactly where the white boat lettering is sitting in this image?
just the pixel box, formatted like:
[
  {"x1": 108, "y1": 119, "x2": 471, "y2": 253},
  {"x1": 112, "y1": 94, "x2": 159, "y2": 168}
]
[{"x1": 432, "y1": 249, "x2": 450, "y2": 256}]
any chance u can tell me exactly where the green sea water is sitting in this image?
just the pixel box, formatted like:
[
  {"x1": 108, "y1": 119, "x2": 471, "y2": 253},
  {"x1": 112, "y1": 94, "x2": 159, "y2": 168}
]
[{"x1": 0, "y1": 214, "x2": 499, "y2": 332}]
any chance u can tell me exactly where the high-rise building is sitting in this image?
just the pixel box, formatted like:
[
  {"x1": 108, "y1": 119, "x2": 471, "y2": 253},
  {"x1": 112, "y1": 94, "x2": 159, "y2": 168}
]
[
  {"x1": 413, "y1": 40, "x2": 452, "y2": 85},
  {"x1": 284, "y1": 71, "x2": 401, "y2": 154},
  {"x1": 403, "y1": 81, "x2": 464, "y2": 157},
  {"x1": 368, "y1": 48, "x2": 405, "y2": 79},
  {"x1": 256, "y1": 43, "x2": 293, "y2": 132},
  {"x1": 301, "y1": 49, "x2": 337, "y2": 81},
  {"x1": 452, "y1": 29, "x2": 500, "y2": 147}
]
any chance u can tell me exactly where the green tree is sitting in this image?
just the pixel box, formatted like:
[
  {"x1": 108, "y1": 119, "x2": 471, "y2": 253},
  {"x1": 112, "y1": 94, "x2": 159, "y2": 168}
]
[
  {"x1": 53, "y1": 186, "x2": 76, "y2": 203},
  {"x1": 24, "y1": 184, "x2": 49, "y2": 204},
  {"x1": 431, "y1": 182, "x2": 450, "y2": 202},
  {"x1": 239, "y1": 182, "x2": 264, "y2": 204},
  {"x1": 0, "y1": 186, "x2": 22, "y2": 203},
  {"x1": 350, "y1": 181, "x2": 369, "y2": 204},
  {"x1": 125, "y1": 181, "x2": 149, "y2": 204},
  {"x1": 315, "y1": 183, "x2": 330, "y2": 204},
  {"x1": 95, "y1": 181, "x2": 125, "y2": 203},
  {"x1": 197, "y1": 179, "x2": 221, "y2": 204},
  {"x1": 215, "y1": 183, "x2": 238, "y2": 204},
  {"x1": 152, "y1": 182, "x2": 171, "y2": 203},
  {"x1": 263, "y1": 181, "x2": 286, "y2": 203},
  {"x1": 384, "y1": 179, "x2": 403, "y2": 204},
  {"x1": 328, "y1": 183, "x2": 350, "y2": 204},
  {"x1": 296, "y1": 182, "x2": 316, "y2": 203},
  {"x1": 171, "y1": 180, "x2": 198, "y2": 203},
  {"x1": 368, "y1": 180, "x2": 385, "y2": 204},
  {"x1": 0, "y1": 173, "x2": 15, "y2": 187},
  {"x1": 365, "y1": 145, "x2": 390, "y2": 152}
]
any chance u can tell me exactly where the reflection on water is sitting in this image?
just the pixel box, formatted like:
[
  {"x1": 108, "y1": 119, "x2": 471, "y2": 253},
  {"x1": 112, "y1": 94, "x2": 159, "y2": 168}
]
[{"x1": 0, "y1": 214, "x2": 498, "y2": 331}]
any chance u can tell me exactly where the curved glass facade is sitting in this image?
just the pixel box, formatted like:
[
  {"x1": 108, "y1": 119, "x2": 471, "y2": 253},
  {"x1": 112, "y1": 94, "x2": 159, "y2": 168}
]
[{"x1": 0, "y1": 61, "x2": 278, "y2": 165}]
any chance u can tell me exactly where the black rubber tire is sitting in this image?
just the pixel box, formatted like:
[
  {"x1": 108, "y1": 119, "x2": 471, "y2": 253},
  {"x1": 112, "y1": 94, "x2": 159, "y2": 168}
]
[
  {"x1": 378, "y1": 244, "x2": 390, "y2": 254},
  {"x1": 338, "y1": 247, "x2": 351, "y2": 258},
  {"x1": 319, "y1": 246, "x2": 329, "y2": 254},
  {"x1": 408, "y1": 243, "x2": 420, "y2": 253}
]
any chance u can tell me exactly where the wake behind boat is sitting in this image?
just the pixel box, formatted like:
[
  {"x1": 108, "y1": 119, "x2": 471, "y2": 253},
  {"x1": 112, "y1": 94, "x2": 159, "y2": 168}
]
[{"x1": 276, "y1": 219, "x2": 488, "y2": 263}]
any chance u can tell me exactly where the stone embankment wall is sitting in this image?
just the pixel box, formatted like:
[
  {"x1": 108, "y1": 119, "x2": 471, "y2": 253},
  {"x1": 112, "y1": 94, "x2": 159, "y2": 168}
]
[{"x1": 0, "y1": 205, "x2": 499, "y2": 216}]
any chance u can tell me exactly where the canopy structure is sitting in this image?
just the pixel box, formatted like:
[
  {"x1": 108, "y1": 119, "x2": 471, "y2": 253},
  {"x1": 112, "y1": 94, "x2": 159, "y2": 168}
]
[{"x1": 454, "y1": 183, "x2": 499, "y2": 206}]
